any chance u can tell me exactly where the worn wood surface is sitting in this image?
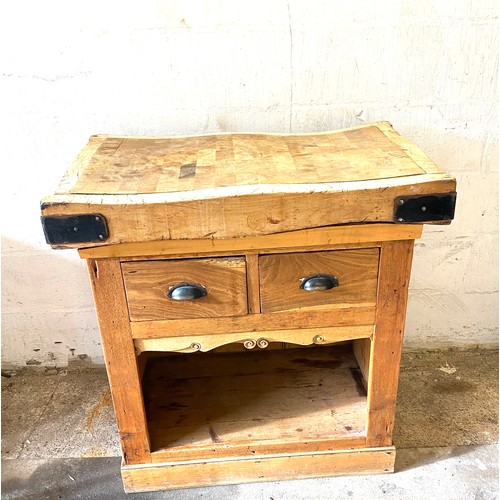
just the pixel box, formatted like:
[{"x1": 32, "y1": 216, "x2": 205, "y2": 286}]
[
  {"x1": 260, "y1": 249, "x2": 379, "y2": 313},
  {"x1": 134, "y1": 325, "x2": 373, "y2": 353},
  {"x1": 122, "y1": 257, "x2": 247, "y2": 321},
  {"x1": 64, "y1": 125, "x2": 424, "y2": 195},
  {"x1": 43, "y1": 176, "x2": 453, "y2": 247},
  {"x1": 41, "y1": 122, "x2": 455, "y2": 248},
  {"x1": 130, "y1": 306, "x2": 376, "y2": 339},
  {"x1": 122, "y1": 446, "x2": 395, "y2": 492},
  {"x1": 86, "y1": 258, "x2": 150, "y2": 464},
  {"x1": 141, "y1": 346, "x2": 367, "y2": 461},
  {"x1": 78, "y1": 224, "x2": 422, "y2": 259},
  {"x1": 149, "y1": 436, "x2": 368, "y2": 464},
  {"x1": 366, "y1": 240, "x2": 414, "y2": 447}
]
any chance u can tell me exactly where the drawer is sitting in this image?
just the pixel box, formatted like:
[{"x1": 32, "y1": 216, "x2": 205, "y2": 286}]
[
  {"x1": 122, "y1": 257, "x2": 248, "y2": 321},
  {"x1": 259, "y1": 249, "x2": 379, "y2": 313}
]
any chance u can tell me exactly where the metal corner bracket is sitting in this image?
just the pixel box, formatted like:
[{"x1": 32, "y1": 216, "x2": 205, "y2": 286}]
[
  {"x1": 41, "y1": 214, "x2": 109, "y2": 245},
  {"x1": 394, "y1": 192, "x2": 457, "y2": 223}
]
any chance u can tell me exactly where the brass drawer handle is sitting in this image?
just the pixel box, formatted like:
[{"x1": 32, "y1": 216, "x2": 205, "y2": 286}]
[
  {"x1": 300, "y1": 274, "x2": 339, "y2": 291},
  {"x1": 167, "y1": 283, "x2": 207, "y2": 301}
]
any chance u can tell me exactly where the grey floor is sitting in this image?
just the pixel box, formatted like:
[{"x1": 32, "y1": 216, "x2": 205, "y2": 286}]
[{"x1": 2, "y1": 347, "x2": 498, "y2": 499}]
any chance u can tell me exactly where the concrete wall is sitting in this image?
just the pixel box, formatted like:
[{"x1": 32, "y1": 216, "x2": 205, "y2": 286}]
[{"x1": 2, "y1": 1, "x2": 498, "y2": 368}]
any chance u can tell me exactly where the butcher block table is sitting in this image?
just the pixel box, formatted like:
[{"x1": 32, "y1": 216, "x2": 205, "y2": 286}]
[{"x1": 41, "y1": 122, "x2": 456, "y2": 493}]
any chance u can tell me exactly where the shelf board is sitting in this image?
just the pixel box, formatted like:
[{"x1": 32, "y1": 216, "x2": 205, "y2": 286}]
[{"x1": 143, "y1": 344, "x2": 368, "y2": 464}]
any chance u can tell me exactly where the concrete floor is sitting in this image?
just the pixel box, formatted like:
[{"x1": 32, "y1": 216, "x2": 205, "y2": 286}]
[{"x1": 1, "y1": 347, "x2": 498, "y2": 499}]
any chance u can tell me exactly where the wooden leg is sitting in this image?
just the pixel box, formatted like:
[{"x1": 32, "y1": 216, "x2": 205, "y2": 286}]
[
  {"x1": 366, "y1": 240, "x2": 414, "y2": 447},
  {"x1": 87, "y1": 258, "x2": 151, "y2": 464}
]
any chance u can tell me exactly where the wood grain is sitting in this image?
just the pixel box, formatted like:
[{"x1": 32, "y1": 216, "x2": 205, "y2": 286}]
[
  {"x1": 260, "y1": 249, "x2": 379, "y2": 313},
  {"x1": 86, "y1": 258, "x2": 150, "y2": 464},
  {"x1": 366, "y1": 240, "x2": 414, "y2": 447},
  {"x1": 42, "y1": 122, "x2": 455, "y2": 249},
  {"x1": 134, "y1": 325, "x2": 373, "y2": 353},
  {"x1": 142, "y1": 346, "x2": 367, "y2": 461},
  {"x1": 130, "y1": 306, "x2": 376, "y2": 339},
  {"x1": 78, "y1": 224, "x2": 423, "y2": 259},
  {"x1": 42, "y1": 175, "x2": 454, "y2": 248},
  {"x1": 122, "y1": 257, "x2": 247, "y2": 321},
  {"x1": 150, "y1": 436, "x2": 367, "y2": 464},
  {"x1": 122, "y1": 447, "x2": 395, "y2": 492},
  {"x1": 66, "y1": 125, "x2": 424, "y2": 195}
]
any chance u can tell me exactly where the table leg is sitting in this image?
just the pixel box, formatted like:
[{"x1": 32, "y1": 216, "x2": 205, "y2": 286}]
[
  {"x1": 366, "y1": 240, "x2": 414, "y2": 447},
  {"x1": 87, "y1": 258, "x2": 151, "y2": 464}
]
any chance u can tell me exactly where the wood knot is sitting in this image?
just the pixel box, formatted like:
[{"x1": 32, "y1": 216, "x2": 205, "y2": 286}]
[{"x1": 247, "y1": 212, "x2": 268, "y2": 230}]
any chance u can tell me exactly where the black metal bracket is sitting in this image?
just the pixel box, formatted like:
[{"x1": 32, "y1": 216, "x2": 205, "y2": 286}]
[
  {"x1": 394, "y1": 192, "x2": 457, "y2": 223},
  {"x1": 41, "y1": 214, "x2": 109, "y2": 245}
]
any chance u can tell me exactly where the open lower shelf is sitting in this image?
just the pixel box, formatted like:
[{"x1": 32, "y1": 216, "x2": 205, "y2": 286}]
[{"x1": 142, "y1": 343, "x2": 368, "y2": 464}]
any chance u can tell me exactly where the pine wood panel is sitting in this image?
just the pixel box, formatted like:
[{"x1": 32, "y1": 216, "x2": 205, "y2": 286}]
[
  {"x1": 134, "y1": 325, "x2": 373, "y2": 353},
  {"x1": 141, "y1": 346, "x2": 367, "y2": 462},
  {"x1": 366, "y1": 240, "x2": 414, "y2": 447},
  {"x1": 150, "y1": 436, "x2": 367, "y2": 464},
  {"x1": 78, "y1": 224, "x2": 423, "y2": 259},
  {"x1": 122, "y1": 446, "x2": 395, "y2": 492},
  {"x1": 260, "y1": 249, "x2": 379, "y2": 313},
  {"x1": 130, "y1": 306, "x2": 376, "y2": 340},
  {"x1": 86, "y1": 258, "x2": 150, "y2": 464},
  {"x1": 66, "y1": 125, "x2": 423, "y2": 196},
  {"x1": 122, "y1": 257, "x2": 247, "y2": 321}
]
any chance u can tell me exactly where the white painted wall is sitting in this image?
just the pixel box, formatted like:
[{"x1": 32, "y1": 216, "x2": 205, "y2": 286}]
[{"x1": 1, "y1": 1, "x2": 498, "y2": 368}]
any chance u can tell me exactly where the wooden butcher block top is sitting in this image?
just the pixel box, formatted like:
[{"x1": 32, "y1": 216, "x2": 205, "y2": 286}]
[{"x1": 41, "y1": 121, "x2": 456, "y2": 248}]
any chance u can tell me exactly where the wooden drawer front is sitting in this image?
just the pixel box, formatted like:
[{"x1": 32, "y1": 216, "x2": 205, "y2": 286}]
[
  {"x1": 259, "y1": 249, "x2": 379, "y2": 313},
  {"x1": 122, "y1": 258, "x2": 248, "y2": 321}
]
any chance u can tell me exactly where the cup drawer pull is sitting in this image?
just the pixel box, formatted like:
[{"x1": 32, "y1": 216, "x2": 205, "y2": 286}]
[
  {"x1": 300, "y1": 274, "x2": 339, "y2": 292},
  {"x1": 167, "y1": 283, "x2": 207, "y2": 301}
]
